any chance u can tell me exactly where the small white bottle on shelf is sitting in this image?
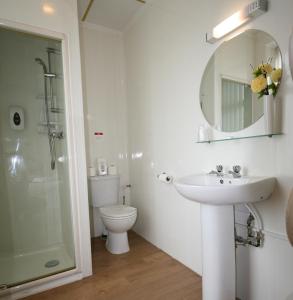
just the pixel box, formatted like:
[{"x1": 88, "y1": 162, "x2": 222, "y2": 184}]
[
  {"x1": 108, "y1": 163, "x2": 118, "y2": 175},
  {"x1": 89, "y1": 166, "x2": 96, "y2": 177},
  {"x1": 197, "y1": 125, "x2": 210, "y2": 142},
  {"x1": 97, "y1": 158, "x2": 108, "y2": 176}
]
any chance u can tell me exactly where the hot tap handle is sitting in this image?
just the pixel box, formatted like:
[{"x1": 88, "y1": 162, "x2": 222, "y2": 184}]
[{"x1": 232, "y1": 165, "x2": 241, "y2": 174}]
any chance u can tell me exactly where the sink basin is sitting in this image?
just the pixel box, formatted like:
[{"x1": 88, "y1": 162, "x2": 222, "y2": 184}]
[{"x1": 174, "y1": 174, "x2": 276, "y2": 205}]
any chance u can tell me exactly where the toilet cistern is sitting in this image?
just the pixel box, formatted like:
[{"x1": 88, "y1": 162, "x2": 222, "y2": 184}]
[{"x1": 88, "y1": 175, "x2": 137, "y2": 254}]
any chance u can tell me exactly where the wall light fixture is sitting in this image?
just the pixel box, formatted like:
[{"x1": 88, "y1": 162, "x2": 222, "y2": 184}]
[{"x1": 206, "y1": 0, "x2": 268, "y2": 44}]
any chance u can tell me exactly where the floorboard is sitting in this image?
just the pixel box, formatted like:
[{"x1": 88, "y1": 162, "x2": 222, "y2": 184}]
[{"x1": 23, "y1": 231, "x2": 202, "y2": 300}]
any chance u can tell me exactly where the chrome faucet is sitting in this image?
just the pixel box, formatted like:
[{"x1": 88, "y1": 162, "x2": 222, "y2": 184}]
[
  {"x1": 228, "y1": 165, "x2": 241, "y2": 178},
  {"x1": 208, "y1": 165, "x2": 224, "y2": 177}
]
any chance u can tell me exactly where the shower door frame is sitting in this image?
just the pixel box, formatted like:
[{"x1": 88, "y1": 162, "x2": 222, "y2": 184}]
[{"x1": 0, "y1": 18, "x2": 92, "y2": 299}]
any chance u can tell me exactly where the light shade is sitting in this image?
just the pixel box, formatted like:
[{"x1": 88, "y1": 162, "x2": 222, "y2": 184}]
[
  {"x1": 206, "y1": 0, "x2": 268, "y2": 44},
  {"x1": 42, "y1": 3, "x2": 55, "y2": 15},
  {"x1": 212, "y1": 11, "x2": 248, "y2": 39}
]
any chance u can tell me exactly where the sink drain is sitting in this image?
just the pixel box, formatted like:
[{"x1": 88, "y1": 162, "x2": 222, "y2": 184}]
[{"x1": 45, "y1": 259, "x2": 60, "y2": 268}]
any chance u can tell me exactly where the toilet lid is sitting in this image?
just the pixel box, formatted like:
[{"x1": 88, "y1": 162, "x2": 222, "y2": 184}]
[{"x1": 100, "y1": 205, "x2": 137, "y2": 219}]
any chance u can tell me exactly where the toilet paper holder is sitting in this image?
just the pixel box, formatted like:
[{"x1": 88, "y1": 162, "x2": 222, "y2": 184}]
[{"x1": 157, "y1": 172, "x2": 173, "y2": 184}]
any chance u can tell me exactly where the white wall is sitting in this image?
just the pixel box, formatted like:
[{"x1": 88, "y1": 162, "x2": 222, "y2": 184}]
[
  {"x1": 123, "y1": 0, "x2": 293, "y2": 298},
  {"x1": 79, "y1": 22, "x2": 130, "y2": 237}
]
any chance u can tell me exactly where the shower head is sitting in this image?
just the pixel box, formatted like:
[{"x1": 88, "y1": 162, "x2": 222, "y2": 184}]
[
  {"x1": 35, "y1": 58, "x2": 56, "y2": 78},
  {"x1": 35, "y1": 57, "x2": 48, "y2": 73}
]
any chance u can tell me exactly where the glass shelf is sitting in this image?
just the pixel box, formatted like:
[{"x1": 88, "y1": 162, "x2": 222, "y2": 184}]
[{"x1": 196, "y1": 133, "x2": 283, "y2": 144}]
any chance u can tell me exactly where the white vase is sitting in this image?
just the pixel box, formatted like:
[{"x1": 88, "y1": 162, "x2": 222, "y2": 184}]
[{"x1": 263, "y1": 94, "x2": 274, "y2": 135}]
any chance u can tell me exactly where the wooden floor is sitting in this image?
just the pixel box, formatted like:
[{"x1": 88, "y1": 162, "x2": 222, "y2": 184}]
[{"x1": 24, "y1": 231, "x2": 202, "y2": 300}]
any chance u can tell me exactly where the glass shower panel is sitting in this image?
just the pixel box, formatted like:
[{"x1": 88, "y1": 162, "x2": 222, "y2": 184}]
[{"x1": 0, "y1": 27, "x2": 75, "y2": 289}]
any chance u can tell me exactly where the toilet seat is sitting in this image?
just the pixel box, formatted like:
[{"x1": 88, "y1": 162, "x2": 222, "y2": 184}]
[{"x1": 100, "y1": 205, "x2": 137, "y2": 219}]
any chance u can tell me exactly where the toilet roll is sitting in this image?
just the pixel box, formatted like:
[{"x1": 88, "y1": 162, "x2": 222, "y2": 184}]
[
  {"x1": 286, "y1": 189, "x2": 293, "y2": 246},
  {"x1": 108, "y1": 164, "x2": 118, "y2": 175},
  {"x1": 158, "y1": 173, "x2": 173, "y2": 184},
  {"x1": 89, "y1": 167, "x2": 96, "y2": 177}
]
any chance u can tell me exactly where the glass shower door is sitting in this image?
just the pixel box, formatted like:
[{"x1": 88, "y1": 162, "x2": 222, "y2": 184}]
[{"x1": 0, "y1": 27, "x2": 75, "y2": 289}]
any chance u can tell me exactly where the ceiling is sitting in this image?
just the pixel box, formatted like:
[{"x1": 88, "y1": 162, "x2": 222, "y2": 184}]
[{"x1": 77, "y1": 0, "x2": 145, "y2": 31}]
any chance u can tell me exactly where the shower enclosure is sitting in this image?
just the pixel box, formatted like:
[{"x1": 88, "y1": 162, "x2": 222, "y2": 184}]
[{"x1": 0, "y1": 27, "x2": 76, "y2": 289}]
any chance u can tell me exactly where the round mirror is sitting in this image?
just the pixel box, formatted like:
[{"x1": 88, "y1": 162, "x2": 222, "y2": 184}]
[{"x1": 200, "y1": 29, "x2": 282, "y2": 132}]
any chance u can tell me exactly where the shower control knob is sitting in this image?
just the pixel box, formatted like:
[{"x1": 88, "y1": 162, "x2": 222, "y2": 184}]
[
  {"x1": 13, "y1": 112, "x2": 21, "y2": 125},
  {"x1": 9, "y1": 106, "x2": 24, "y2": 130}
]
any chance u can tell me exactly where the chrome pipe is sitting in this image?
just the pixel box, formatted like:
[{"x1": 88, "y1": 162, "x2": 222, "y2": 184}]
[{"x1": 35, "y1": 57, "x2": 60, "y2": 170}]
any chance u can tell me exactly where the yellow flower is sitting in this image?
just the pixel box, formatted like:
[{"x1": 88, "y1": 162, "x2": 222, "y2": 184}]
[
  {"x1": 271, "y1": 68, "x2": 282, "y2": 82},
  {"x1": 251, "y1": 75, "x2": 267, "y2": 93},
  {"x1": 258, "y1": 63, "x2": 273, "y2": 74}
]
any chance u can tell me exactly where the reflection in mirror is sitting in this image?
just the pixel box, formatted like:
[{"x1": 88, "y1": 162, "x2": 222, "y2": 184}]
[{"x1": 200, "y1": 29, "x2": 282, "y2": 132}]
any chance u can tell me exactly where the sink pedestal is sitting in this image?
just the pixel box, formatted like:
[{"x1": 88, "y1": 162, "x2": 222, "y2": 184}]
[
  {"x1": 174, "y1": 174, "x2": 276, "y2": 300},
  {"x1": 201, "y1": 205, "x2": 235, "y2": 300}
]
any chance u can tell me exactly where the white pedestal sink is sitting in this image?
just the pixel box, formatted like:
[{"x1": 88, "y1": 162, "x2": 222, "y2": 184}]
[{"x1": 174, "y1": 174, "x2": 276, "y2": 300}]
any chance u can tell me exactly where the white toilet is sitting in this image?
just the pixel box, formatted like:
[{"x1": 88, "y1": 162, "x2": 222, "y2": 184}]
[{"x1": 89, "y1": 175, "x2": 137, "y2": 254}]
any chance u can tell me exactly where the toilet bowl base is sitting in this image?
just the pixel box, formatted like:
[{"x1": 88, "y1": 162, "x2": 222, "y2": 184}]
[{"x1": 106, "y1": 231, "x2": 130, "y2": 254}]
